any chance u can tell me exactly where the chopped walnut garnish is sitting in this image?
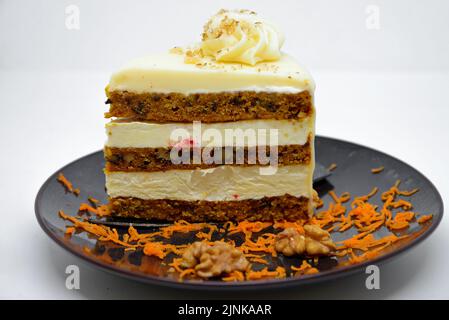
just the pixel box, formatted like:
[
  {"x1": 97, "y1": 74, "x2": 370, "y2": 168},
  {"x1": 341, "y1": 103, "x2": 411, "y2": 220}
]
[
  {"x1": 275, "y1": 225, "x2": 336, "y2": 257},
  {"x1": 184, "y1": 47, "x2": 204, "y2": 64},
  {"x1": 274, "y1": 228, "x2": 306, "y2": 256},
  {"x1": 169, "y1": 46, "x2": 184, "y2": 55},
  {"x1": 181, "y1": 241, "x2": 249, "y2": 278},
  {"x1": 303, "y1": 224, "x2": 337, "y2": 255}
]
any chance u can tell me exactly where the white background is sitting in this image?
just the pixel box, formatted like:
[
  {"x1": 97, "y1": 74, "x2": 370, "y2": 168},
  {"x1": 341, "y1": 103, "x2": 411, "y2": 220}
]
[{"x1": 0, "y1": 0, "x2": 448, "y2": 299}]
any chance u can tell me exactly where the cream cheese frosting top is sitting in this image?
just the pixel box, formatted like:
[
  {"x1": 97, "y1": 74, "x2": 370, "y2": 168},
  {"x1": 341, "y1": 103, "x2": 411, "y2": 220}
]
[
  {"x1": 108, "y1": 53, "x2": 314, "y2": 94},
  {"x1": 107, "y1": 9, "x2": 314, "y2": 95},
  {"x1": 200, "y1": 9, "x2": 284, "y2": 65}
]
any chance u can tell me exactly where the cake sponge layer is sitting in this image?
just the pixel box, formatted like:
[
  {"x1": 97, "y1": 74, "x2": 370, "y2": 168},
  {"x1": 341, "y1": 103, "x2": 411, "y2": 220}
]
[
  {"x1": 105, "y1": 139, "x2": 312, "y2": 172},
  {"x1": 105, "y1": 90, "x2": 312, "y2": 122},
  {"x1": 109, "y1": 194, "x2": 310, "y2": 222}
]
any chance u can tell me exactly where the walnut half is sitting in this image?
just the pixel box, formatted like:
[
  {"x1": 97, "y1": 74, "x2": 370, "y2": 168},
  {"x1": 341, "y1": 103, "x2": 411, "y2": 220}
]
[
  {"x1": 275, "y1": 225, "x2": 336, "y2": 257},
  {"x1": 274, "y1": 228, "x2": 306, "y2": 256},
  {"x1": 303, "y1": 224, "x2": 337, "y2": 255},
  {"x1": 181, "y1": 241, "x2": 250, "y2": 278}
]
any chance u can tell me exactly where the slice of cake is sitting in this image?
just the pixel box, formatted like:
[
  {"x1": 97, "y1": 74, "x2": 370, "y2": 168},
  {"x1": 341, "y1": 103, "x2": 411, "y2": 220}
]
[{"x1": 104, "y1": 9, "x2": 316, "y2": 222}]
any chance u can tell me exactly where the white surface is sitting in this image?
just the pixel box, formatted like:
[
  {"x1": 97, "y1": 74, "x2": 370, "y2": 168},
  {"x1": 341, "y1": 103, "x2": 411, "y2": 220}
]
[{"x1": 0, "y1": 0, "x2": 448, "y2": 299}]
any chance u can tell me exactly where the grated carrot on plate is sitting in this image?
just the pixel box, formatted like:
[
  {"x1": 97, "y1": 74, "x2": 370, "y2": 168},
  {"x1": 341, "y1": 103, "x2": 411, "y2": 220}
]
[
  {"x1": 418, "y1": 214, "x2": 433, "y2": 224},
  {"x1": 223, "y1": 270, "x2": 245, "y2": 282},
  {"x1": 371, "y1": 166, "x2": 384, "y2": 174},
  {"x1": 273, "y1": 220, "x2": 305, "y2": 234},
  {"x1": 57, "y1": 173, "x2": 80, "y2": 196},
  {"x1": 143, "y1": 242, "x2": 166, "y2": 259},
  {"x1": 246, "y1": 267, "x2": 285, "y2": 280},
  {"x1": 82, "y1": 203, "x2": 110, "y2": 217},
  {"x1": 160, "y1": 220, "x2": 209, "y2": 238},
  {"x1": 291, "y1": 260, "x2": 319, "y2": 275}
]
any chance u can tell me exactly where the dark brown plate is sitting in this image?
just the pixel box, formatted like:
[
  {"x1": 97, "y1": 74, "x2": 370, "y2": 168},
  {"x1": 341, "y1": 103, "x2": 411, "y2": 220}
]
[{"x1": 35, "y1": 136, "x2": 443, "y2": 290}]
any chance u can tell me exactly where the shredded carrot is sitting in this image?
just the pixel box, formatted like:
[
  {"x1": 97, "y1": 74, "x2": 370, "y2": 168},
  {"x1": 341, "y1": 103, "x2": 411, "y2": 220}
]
[
  {"x1": 291, "y1": 260, "x2": 319, "y2": 275},
  {"x1": 223, "y1": 270, "x2": 245, "y2": 282},
  {"x1": 195, "y1": 224, "x2": 218, "y2": 241},
  {"x1": 348, "y1": 249, "x2": 381, "y2": 264},
  {"x1": 57, "y1": 173, "x2": 80, "y2": 195},
  {"x1": 386, "y1": 211, "x2": 414, "y2": 230},
  {"x1": 418, "y1": 214, "x2": 433, "y2": 224},
  {"x1": 371, "y1": 166, "x2": 385, "y2": 174},
  {"x1": 160, "y1": 220, "x2": 209, "y2": 238},
  {"x1": 88, "y1": 197, "x2": 99, "y2": 205},
  {"x1": 247, "y1": 256, "x2": 269, "y2": 265},
  {"x1": 143, "y1": 242, "x2": 166, "y2": 259},
  {"x1": 59, "y1": 210, "x2": 133, "y2": 247},
  {"x1": 246, "y1": 267, "x2": 285, "y2": 280},
  {"x1": 65, "y1": 227, "x2": 75, "y2": 236},
  {"x1": 275, "y1": 266, "x2": 286, "y2": 278},
  {"x1": 228, "y1": 221, "x2": 272, "y2": 236},
  {"x1": 273, "y1": 220, "x2": 305, "y2": 234},
  {"x1": 78, "y1": 203, "x2": 110, "y2": 217},
  {"x1": 341, "y1": 233, "x2": 403, "y2": 251}
]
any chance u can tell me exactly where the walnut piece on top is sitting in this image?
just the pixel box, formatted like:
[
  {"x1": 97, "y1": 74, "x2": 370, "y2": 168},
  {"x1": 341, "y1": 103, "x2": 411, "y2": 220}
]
[
  {"x1": 181, "y1": 241, "x2": 249, "y2": 278},
  {"x1": 275, "y1": 224, "x2": 336, "y2": 257}
]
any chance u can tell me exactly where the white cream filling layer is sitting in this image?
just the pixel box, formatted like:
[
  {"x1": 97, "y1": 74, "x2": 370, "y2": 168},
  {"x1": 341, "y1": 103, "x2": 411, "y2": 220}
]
[
  {"x1": 106, "y1": 164, "x2": 313, "y2": 202},
  {"x1": 106, "y1": 118, "x2": 313, "y2": 148},
  {"x1": 108, "y1": 53, "x2": 315, "y2": 95}
]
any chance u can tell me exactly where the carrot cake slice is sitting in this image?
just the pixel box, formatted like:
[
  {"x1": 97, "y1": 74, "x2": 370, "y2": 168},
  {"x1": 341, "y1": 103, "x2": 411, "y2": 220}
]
[{"x1": 104, "y1": 9, "x2": 316, "y2": 222}]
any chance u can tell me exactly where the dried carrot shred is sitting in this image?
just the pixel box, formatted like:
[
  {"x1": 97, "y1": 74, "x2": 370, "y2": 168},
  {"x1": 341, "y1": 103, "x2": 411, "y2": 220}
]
[
  {"x1": 371, "y1": 166, "x2": 385, "y2": 174},
  {"x1": 143, "y1": 242, "x2": 166, "y2": 259},
  {"x1": 273, "y1": 220, "x2": 305, "y2": 234},
  {"x1": 386, "y1": 211, "x2": 415, "y2": 230},
  {"x1": 418, "y1": 214, "x2": 433, "y2": 224},
  {"x1": 65, "y1": 227, "x2": 75, "y2": 236},
  {"x1": 160, "y1": 220, "x2": 210, "y2": 238},
  {"x1": 59, "y1": 210, "x2": 133, "y2": 247},
  {"x1": 78, "y1": 203, "x2": 110, "y2": 217},
  {"x1": 57, "y1": 173, "x2": 80, "y2": 195},
  {"x1": 88, "y1": 197, "x2": 99, "y2": 205},
  {"x1": 246, "y1": 267, "x2": 285, "y2": 280},
  {"x1": 247, "y1": 256, "x2": 269, "y2": 265},
  {"x1": 227, "y1": 221, "x2": 271, "y2": 236},
  {"x1": 222, "y1": 270, "x2": 245, "y2": 282},
  {"x1": 291, "y1": 260, "x2": 319, "y2": 275}
]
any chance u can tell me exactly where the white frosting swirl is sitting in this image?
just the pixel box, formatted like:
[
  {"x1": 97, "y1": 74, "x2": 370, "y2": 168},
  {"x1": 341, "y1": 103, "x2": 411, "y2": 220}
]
[{"x1": 200, "y1": 9, "x2": 285, "y2": 66}]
